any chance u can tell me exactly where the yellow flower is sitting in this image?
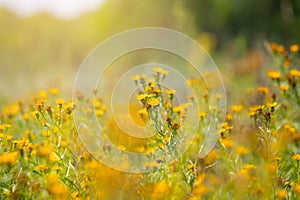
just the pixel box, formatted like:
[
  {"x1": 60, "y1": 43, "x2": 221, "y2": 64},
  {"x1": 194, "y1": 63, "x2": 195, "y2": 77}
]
[
  {"x1": 154, "y1": 67, "x2": 168, "y2": 77},
  {"x1": 147, "y1": 78, "x2": 155, "y2": 83},
  {"x1": 0, "y1": 123, "x2": 11, "y2": 131},
  {"x1": 198, "y1": 111, "x2": 206, "y2": 118},
  {"x1": 268, "y1": 70, "x2": 281, "y2": 79},
  {"x1": 214, "y1": 93, "x2": 222, "y2": 99},
  {"x1": 2, "y1": 104, "x2": 19, "y2": 117},
  {"x1": 290, "y1": 44, "x2": 299, "y2": 52},
  {"x1": 292, "y1": 154, "x2": 300, "y2": 161},
  {"x1": 217, "y1": 128, "x2": 227, "y2": 135},
  {"x1": 236, "y1": 146, "x2": 249, "y2": 155},
  {"x1": 192, "y1": 185, "x2": 208, "y2": 196},
  {"x1": 257, "y1": 86, "x2": 269, "y2": 94},
  {"x1": 277, "y1": 189, "x2": 287, "y2": 199},
  {"x1": 136, "y1": 93, "x2": 147, "y2": 101},
  {"x1": 38, "y1": 90, "x2": 48, "y2": 99},
  {"x1": 294, "y1": 184, "x2": 300, "y2": 194},
  {"x1": 269, "y1": 43, "x2": 285, "y2": 53},
  {"x1": 35, "y1": 164, "x2": 49, "y2": 171},
  {"x1": 138, "y1": 108, "x2": 148, "y2": 118},
  {"x1": 243, "y1": 164, "x2": 256, "y2": 170},
  {"x1": 131, "y1": 75, "x2": 140, "y2": 81},
  {"x1": 154, "y1": 67, "x2": 163, "y2": 73},
  {"x1": 55, "y1": 99, "x2": 65, "y2": 106},
  {"x1": 152, "y1": 88, "x2": 161, "y2": 94},
  {"x1": 284, "y1": 124, "x2": 295, "y2": 133},
  {"x1": 220, "y1": 138, "x2": 234, "y2": 148},
  {"x1": 47, "y1": 173, "x2": 68, "y2": 197},
  {"x1": 290, "y1": 69, "x2": 300, "y2": 77},
  {"x1": 22, "y1": 113, "x2": 30, "y2": 120},
  {"x1": 166, "y1": 89, "x2": 176, "y2": 95},
  {"x1": 152, "y1": 181, "x2": 169, "y2": 198},
  {"x1": 37, "y1": 143, "x2": 52, "y2": 157},
  {"x1": 140, "y1": 74, "x2": 147, "y2": 79},
  {"x1": 118, "y1": 145, "x2": 126, "y2": 151},
  {"x1": 192, "y1": 173, "x2": 208, "y2": 196},
  {"x1": 0, "y1": 151, "x2": 18, "y2": 165},
  {"x1": 60, "y1": 140, "x2": 68, "y2": 147},
  {"x1": 226, "y1": 113, "x2": 233, "y2": 121},
  {"x1": 267, "y1": 101, "x2": 277, "y2": 109},
  {"x1": 187, "y1": 163, "x2": 197, "y2": 171},
  {"x1": 231, "y1": 105, "x2": 243, "y2": 113},
  {"x1": 280, "y1": 84, "x2": 289, "y2": 91},
  {"x1": 173, "y1": 106, "x2": 182, "y2": 113},
  {"x1": 49, "y1": 88, "x2": 59, "y2": 95},
  {"x1": 148, "y1": 98, "x2": 160, "y2": 106},
  {"x1": 95, "y1": 109, "x2": 104, "y2": 116}
]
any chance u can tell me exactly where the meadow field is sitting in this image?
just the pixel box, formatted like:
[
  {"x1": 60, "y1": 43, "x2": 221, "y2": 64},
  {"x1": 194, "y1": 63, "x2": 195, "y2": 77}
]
[{"x1": 1, "y1": 1, "x2": 300, "y2": 199}]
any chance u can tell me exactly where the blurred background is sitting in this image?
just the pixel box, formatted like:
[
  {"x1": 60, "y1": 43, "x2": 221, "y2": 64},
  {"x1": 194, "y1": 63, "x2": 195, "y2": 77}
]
[{"x1": 0, "y1": 0, "x2": 299, "y2": 102}]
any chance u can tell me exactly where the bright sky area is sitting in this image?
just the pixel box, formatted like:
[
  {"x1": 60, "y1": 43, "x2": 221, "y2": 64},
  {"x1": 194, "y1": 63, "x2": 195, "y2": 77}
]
[{"x1": 0, "y1": 0, "x2": 106, "y2": 18}]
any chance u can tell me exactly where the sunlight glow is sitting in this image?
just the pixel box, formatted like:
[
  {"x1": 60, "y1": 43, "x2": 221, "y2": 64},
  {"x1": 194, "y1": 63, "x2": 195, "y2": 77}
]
[{"x1": 0, "y1": 0, "x2": 106, "y2": 18}]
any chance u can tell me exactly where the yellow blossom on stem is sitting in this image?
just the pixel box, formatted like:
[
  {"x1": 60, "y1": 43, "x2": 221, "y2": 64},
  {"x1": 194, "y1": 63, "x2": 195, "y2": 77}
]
[
  {"x1": 267, "y1": 101, "x2": 277, "y2": 108},
  {"x1": 280, "y1": 84, "x2": 289, "y2": 91},
  {"x1": 55, "y1": 99, "x2": 65, "y2": 106},
  {"x1": 147, "y1": 98, "x2": 160, "y2": 106},
  {"x1": 166, "y1": 89, "x2": 176, "y2": 95},
  {"x1": 220, "y1": 138, "x2": 234, "y2": 148},
  {"x1": 257, "y1": 86, "x2": 269, "y2": 94},
  {"x1": 294, "y1": 184, "x2": 300, "y2": 194},
  {"x1": 198, "y1": 111, "x2": 206, "y2": 118},
  {"x1": 131, "y1": 75, "x2": 140, "y2": 81},
  {"x1": 231, "y1": 105, "x2": 243, "y2": 113},
  {"x1": 49, "y1": 88, "x2": 59, "y2": 95},
  {"x1": 35, "y1": 164, "x2": 49, "y2": 171},
  {"x1": 268, "y1": 70, "x2": 281, "y2": 80},
  {"x1": 173, "y1": 106, "x2": 182, "y2": 113},
  {"x1": 290, "y1": 69, "x2": 300, "y2": 77},
  {"x1": 136, "y1": 93, "x2": 148, "y2": 101},
  {"x1": 292, "y1": 154, "x2": 300, "y2": 161},
  {"x1": 0, "y1": 123, "x2": 11, "y2": 130},
  {"x1": 137, "y1": 108, "x2": 148, "y2": 118},
  {"x1": 152, "y1": 181, "x2": 169, "y2": 198},
  {"x1": 290, "y1": 44, "x2": 299, "y2": 53},
  {"x1": 236, "y1": 146, "x2": 249, "y2": 155},
  {"x1": 277, "y1": 189, "x2": 287, "y2": 199},
  {"x1": 0, "y1": 151, "x2": 18, "y2": 165},
  {"x1": 38, "y1": 90, "x2": 48, "y2": 99}
]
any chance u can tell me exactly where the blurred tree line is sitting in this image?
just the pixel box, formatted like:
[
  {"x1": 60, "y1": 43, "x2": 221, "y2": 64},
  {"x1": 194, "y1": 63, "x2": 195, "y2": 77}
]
[{"x1": 185, "y1": 0, "x2": 300, "y2": 48}]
